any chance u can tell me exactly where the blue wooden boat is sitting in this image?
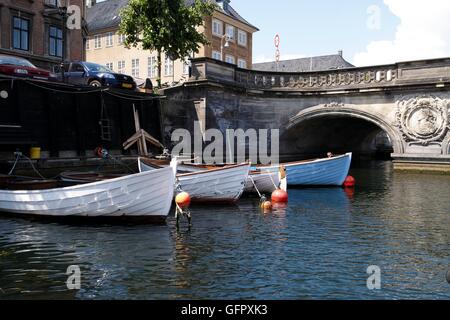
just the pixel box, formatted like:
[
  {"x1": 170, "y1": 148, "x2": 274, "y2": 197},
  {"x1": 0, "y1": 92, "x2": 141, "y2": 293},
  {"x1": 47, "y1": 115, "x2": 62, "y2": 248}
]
[{"x1": 256, "y1": 153, "x2": 352, "y2": 187}]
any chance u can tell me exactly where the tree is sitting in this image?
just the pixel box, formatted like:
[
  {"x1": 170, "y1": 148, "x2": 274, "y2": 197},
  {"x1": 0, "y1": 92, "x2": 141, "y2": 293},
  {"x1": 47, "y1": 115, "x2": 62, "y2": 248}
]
[{"x1": 119, "y1": 0, "x2": 217, "y2": 88}]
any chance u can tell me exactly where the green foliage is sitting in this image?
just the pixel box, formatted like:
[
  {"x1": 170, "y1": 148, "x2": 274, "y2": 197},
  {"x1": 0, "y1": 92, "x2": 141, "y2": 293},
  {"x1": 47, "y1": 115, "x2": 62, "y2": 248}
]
[{"x1": 119, "y1": 0, "x2": 217, "y2": 61}]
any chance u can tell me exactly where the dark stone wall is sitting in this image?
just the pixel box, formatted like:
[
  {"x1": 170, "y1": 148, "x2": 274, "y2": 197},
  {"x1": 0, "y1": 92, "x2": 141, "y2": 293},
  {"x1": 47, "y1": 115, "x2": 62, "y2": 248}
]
[
  {"x1": 0, "y1": 78, "x2": 162, "y2": 159},
  {"x1": 161, "y1": 83, "x2": 399, "y2": 162}
]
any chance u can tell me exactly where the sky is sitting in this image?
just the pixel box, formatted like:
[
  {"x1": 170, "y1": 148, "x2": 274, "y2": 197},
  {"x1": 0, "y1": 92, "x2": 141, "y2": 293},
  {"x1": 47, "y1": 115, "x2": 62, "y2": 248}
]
[
  {"x1": 96, "y1": 0, "x2": 450, "y2": 67},
  {"x1": 231, "y1": 0, "x2": 450, "y2": 66}
]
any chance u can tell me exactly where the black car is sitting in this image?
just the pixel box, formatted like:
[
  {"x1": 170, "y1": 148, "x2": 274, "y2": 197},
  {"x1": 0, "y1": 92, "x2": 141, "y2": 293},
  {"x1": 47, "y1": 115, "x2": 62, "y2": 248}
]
[{"x1": 54, "y1": 61, "x2": 136, "y2": 90}]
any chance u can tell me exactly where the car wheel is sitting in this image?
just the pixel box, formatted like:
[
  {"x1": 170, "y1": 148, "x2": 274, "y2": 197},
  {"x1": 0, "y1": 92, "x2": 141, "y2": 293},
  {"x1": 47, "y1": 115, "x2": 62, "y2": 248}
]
[{"x1": 89, "y1": 80, "x2": 102, "y2": 87}]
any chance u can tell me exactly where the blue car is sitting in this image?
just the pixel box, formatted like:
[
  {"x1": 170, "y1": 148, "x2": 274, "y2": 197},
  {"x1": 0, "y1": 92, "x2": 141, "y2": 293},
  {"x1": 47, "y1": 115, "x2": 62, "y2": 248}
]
[{"x1": 54, "y1": 61, "x2": 136, "y2": 90}]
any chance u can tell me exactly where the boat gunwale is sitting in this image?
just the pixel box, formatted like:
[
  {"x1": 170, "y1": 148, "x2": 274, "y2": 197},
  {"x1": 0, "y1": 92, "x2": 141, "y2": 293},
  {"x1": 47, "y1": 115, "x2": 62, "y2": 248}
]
[
  {"x1": 0, "y1": 166, "x2": 174, "y2": 195},
  {"x1": 257, "y1": 153, "x2": 352, "y2": 169},
  {"x1": 139, "y1": 158, "x2": 250, "y2": 177},
  {"x1": 59, "y1": 171, "x2": 126, "y2": 181},
  {"x1": 176, "y1": 162, "x2": 250, "y2": 177}
]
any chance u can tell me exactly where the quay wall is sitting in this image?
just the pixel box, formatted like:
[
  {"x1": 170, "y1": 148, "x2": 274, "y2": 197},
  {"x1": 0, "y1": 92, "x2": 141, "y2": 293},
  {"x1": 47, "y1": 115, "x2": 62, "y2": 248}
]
[{"x1": 0, "y1": 76, "x2": 162, "y2": 173}]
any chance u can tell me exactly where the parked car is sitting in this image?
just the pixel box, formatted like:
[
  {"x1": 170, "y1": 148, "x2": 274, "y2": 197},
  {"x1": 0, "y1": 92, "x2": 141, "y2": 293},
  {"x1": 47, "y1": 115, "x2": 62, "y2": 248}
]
[
  {"x1": 54, "y1": 61, "x2": 137, "y2": 90},
  {"x1": 0, "y1": 54, "x2": 57, "y2": 81}
]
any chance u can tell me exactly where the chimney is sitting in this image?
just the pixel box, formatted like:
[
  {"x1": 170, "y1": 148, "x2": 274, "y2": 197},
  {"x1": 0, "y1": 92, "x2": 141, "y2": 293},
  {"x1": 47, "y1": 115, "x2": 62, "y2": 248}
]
[{"x1": 338, "y1": 50, "x2": 343, "y2": 57}]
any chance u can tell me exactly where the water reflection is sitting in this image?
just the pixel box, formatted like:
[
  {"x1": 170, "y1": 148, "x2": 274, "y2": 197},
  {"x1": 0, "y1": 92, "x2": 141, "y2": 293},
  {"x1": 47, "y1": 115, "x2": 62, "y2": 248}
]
[
  {"x1": 0, "y1": 220, "x2": 173, "y2": 299},
  {"x1": 0, "y1": 161, "x2": 449, "y2": 299}
]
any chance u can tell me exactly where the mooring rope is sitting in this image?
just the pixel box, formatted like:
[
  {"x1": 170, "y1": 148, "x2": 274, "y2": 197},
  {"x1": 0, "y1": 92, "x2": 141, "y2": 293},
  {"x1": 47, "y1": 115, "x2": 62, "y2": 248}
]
[
  {"x1": 24, "y1": 80, "x2": 104, "y2": 94},
  {"x1": 106, "y1": 154, "x2": 136, "y2": 174},
  {"x1": 265, "y1": 170, "x2": 279, "y2": 189},
  {"x1": 248, "y1": 175, "x2": 263, "y2": 199},
  {"x1": 8, "y1": 153, "x2": 46, "y2": 180},
  {"x1": 7, "y1": 154, "x2": 20, "y2": 176}
]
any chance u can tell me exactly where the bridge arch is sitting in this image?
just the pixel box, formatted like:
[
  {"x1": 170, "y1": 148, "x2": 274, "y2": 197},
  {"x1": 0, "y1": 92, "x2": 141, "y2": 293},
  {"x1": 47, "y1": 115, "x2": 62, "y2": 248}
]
[{"x1": 281, "y1": 106, "x2": 404, "y2": 159}]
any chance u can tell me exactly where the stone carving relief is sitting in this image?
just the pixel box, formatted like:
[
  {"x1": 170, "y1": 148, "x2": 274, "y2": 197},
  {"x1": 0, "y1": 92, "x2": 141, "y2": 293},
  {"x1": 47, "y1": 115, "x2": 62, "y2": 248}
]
[
  {"x1": 396, "y1": 95, "x2": 450, "y2": 146},
  {"x1": 237, "y1": 68, "x2": 397, "y2": 90}
]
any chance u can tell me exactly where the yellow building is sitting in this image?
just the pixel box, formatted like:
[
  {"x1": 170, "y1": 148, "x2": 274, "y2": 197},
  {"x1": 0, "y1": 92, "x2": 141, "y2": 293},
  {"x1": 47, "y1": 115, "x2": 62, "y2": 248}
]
[{"x1": 85, "y1": 0, "x2": 258, "y2": 86}]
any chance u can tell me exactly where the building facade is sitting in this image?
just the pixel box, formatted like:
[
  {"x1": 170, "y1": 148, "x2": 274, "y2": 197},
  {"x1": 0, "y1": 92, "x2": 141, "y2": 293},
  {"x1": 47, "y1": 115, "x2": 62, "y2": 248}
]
[
  {"x1": 85, "y1": 0, "x2": 258, "y2": 85},
  {"x1": 0, "y1": 0, "x2": 86, "y2": 70}
]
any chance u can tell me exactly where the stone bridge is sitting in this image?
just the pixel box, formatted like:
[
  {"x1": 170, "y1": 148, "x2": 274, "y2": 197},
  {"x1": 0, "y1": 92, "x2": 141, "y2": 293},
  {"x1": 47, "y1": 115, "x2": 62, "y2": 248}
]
[{"x1": 161, "y1": 57, "x2": 450, "y2": 171}]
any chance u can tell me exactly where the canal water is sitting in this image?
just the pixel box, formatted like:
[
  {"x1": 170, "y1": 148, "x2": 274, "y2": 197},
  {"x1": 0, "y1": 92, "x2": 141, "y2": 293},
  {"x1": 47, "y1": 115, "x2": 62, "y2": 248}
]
[{"x1": 0, "y1": 161, "x2": 449, "y2": 299}]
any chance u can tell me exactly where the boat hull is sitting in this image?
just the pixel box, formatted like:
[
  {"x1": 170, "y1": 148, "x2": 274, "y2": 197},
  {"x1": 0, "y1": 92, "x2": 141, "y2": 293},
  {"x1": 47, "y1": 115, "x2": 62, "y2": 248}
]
[
  {"x1": 244, "y1": 171, "x2": 280, "y2": 194},
  {"x1": 0, "y1": 166, "x2": 175, "y2": 219},
  {"x1": 178, "y1": 164, "x2": 250, "y2": 203},
  {"x1": 258, "y1": 153, "x2": 352, "y2": 186},
  {"x1": 139, "y1": 159, "x2": 250, "y2": 203}
]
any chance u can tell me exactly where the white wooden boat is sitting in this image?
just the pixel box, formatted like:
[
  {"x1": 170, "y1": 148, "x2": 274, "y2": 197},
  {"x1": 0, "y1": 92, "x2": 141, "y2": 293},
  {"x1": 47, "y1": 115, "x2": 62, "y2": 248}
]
[
  {"x1": 138, "y1": 158, "x2": 205, "y2": 173},
  {"x1": 0, "y1": 161, "x2": 177, "y2": 222},
  {"x1": 244, "y1": 170, "x2": 281, "y2": 194},
  {"x1": 139, "y1": 158, "x2": 250, "y2": 203},
  {"x1": 257, "y1": 153, "x2": 352, "y2": 186}
]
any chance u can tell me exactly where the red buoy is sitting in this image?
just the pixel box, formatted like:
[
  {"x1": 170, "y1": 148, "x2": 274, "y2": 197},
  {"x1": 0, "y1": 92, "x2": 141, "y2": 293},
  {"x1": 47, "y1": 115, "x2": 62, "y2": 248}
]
[
  {"x1": 175, "y1": 192, "x2": 191, "y2": 209},
  {"x1": 94, "y1": 147, "x2": 103, "y2": 158},
  {"x1": 343, "y1": 176, "x2": 356, "y2": 188},
  {"x1": 271, "y1": 189, "x2": 288, "y2": 203},
  {"x1": 344, "y1": 187, "x2": 355, "y2": 200}
]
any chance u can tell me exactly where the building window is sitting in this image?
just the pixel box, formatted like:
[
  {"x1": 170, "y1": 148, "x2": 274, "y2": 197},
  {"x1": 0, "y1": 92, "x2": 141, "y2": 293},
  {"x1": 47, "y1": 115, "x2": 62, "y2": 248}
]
[
  {"x1": 118, "y1": 33, "x2": 126, "y2": 45},
  {"x1": 212, "y1": 50, "x2": 221, "y2": 61},
  {"x1": 164, "y1": 56, "x2": 173, "y2": 76},
  {"x1": 106, "y1": 32, "x2": 113, "y2": 47},
  {"x1": 183, "y1": 58, "x2": 190, "y2": 75},
  {"x1": 148, "y1": 56, "x2": 158, "y2": 78},
  {"x1": 45, "y1": 0, "x2": 59, "y2": 6},
  {"x1": 132, "y1": 58, "x2": 139, "y2": 77},
  {"x1": 118, "y1": 60, "x2": 125, "y2": 74},
  {"x1": 49, "y1": 26, "x2": 63, "y2": 57},
  {"x1": 238, "y1": 30, "x2": 247, "y2": 46},
  {"x1": 238, "y1": 59, "x2": 247, "y2": 69},
  {"x1": 225, "y1": 55, "x2": 235, "y2": 64},
  {"x1": 13, "y1": 17, "x2": 30, "y2": 51},
  {"x1": 106, "y1": 62, "x2": 113, "y2": 70},
  {"x1": 85, "y1": 38, "x2": 90, "y2": 50},
  {"x1": 226, "y1": 25, "x2": 235, "y2": 41},
  {"x1": 212, "y1": 19, "x2": 223, "y2": 36},
  {"x1": 94, "y1": 35, "x2": 101, "y2": 49}
]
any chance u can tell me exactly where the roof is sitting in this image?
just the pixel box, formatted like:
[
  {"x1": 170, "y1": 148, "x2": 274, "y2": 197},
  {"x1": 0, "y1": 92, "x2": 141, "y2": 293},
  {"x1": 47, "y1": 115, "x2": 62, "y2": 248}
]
[
  {"x1": 252, "y1": 54, "x2": 355, "y2": 73},
  {"x1": 86, "y1": 0, "x2": 258, "y2": 33},
  {"x1": 184, "y1": 0, "x2": 259, "y2": 31},
  {"x1": 86, "y1": 0, "x2": 127, "y2": 33}
]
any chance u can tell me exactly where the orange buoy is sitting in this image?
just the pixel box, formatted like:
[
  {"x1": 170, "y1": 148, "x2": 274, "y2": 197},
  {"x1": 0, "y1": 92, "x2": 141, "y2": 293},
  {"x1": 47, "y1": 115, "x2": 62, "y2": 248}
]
[
  {"x1": 261, "y1": 201, "x2": 272, "y2": 211},
  {"x1": 175, "y1": 192, "x2": 191, "y2": 209},
  {"x1": 343, "y1": 176, "x2": 356, "y2": 188},
  {"x1": 271, "y1": 189, "x2": 288, "y2": 203}
]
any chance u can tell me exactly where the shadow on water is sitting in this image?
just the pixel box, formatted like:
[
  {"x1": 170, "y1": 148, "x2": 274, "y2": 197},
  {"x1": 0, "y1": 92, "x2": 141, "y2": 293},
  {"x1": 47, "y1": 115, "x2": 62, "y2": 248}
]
[{"x1": 0, "y1": 161, "x2": 449, "y2": 299}]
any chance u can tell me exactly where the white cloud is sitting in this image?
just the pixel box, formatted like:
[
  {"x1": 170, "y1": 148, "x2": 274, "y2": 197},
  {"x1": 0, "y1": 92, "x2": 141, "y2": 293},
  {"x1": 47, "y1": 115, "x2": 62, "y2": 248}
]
[
  {"x1": 254, "y1": 53, "x2": 307, "y2": 64},
  {"x1": 353, "y1": 0, "x2": 450, "y2": 66}
]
